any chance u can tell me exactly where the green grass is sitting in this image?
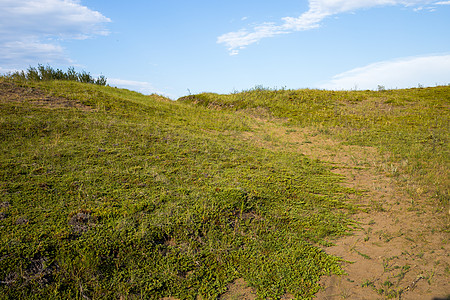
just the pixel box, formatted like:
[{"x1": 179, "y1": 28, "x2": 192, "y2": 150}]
[
  {"x1": 179, "y1": 85, "x2": 450, "y2": 212},
  {"x1": 0, "y1": 79, "x2": 357, "y2": 299}
]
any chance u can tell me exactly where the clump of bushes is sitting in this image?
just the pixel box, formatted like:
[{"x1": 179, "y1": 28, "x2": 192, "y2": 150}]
[{"x1": 3, "y1": 64, "x2": 107, "y2": 86}]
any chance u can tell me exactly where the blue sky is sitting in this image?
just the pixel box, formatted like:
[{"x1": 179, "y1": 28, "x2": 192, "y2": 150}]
[{"x1": 1, "y1": 0, "x2": 449, "y2": 99}]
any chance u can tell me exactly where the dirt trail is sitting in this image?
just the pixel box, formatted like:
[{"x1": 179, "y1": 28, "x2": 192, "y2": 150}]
[
  {"x1": 242, "y1": 120, "x2": 449, "y2": 299},
  {"x1": 167, "y1": 118, "x2": 449, "y2": 300},
  {"x1": 316, "y1": 165, "x2": 449, "y2": 300},
  {"x1": 317, "y1": 182, "x2": 448, "y2": 298}
]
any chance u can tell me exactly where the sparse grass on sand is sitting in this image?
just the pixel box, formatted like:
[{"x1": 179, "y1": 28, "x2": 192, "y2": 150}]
[{"x1": 179, "y1": 86, "x2": 449, "y2": 210}]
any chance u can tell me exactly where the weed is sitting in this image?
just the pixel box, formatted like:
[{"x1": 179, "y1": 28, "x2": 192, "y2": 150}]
[
  {"x1": 361, "y1": 279, "x2": 375, "y2": 288},
  {"x1": 354, "y1": 249, "x2": 371, "y2": 259},
  {"x1": 383, "y1": 256, "x2": 399, "y2": 272},
  {"x1": 370, "y1": 200, "x2": 386, "y2": 212},
  {"x1": 393, "y1": 264, "x2": 411, "y2": 285}
]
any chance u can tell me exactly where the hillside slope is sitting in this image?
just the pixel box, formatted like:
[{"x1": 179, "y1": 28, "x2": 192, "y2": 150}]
[
  {"x1": 1, "y1": 79, "x2": 449, "y2": 299},
  {"x1": 180, "y1": 86, "x2": 450, "y2": 300},
  {"x1": 0, "y1": 79, "x2": 356, "y2": 299}
]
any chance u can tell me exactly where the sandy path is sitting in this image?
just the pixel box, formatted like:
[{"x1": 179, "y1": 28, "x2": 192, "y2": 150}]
[
  {"x1": 253, "y1": 122, "x2": 450, "y2": 299},
  {"x1": 161, "y1": 118, "x2": 450, "y2": 300}
]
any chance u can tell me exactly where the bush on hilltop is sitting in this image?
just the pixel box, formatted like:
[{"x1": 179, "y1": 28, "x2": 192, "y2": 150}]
[{"x1": 3, "y1": 64, "x2": 107, "y2": 86}]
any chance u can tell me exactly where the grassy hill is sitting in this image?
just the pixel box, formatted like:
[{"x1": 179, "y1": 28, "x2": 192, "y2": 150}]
[
  {"x1": 0, "y1": 77, "x2": 448, "y2": 299},
  {"x1": 179, "y1": 86, "x2": 449, "y2": 199}
]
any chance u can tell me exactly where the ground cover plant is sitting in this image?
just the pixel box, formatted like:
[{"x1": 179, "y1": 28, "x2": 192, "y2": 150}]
[
  {"x1": 0, "y1": 78, "x2": 358, "y2": 299},
  {"x1": 179, "y1": 85, "x2": 450, "y2": 299},
  {"x1": 179, "y1": 85, "x2": 449, "y2": 212}
]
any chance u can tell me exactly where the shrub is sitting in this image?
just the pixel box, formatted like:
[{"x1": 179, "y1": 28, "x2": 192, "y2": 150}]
[{"x1": 2, "y1": 64, "x2": 107, "y2": 86}]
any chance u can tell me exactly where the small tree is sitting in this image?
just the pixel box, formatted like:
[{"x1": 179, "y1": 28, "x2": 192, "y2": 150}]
[
  {"x1": 377, "y1": 85, "x2": 386, "y2": 92},
  {"x1": 26, "y1": 66, "x2": 41, "y2": 81},
  {"x1": 95, "y1": 75, "x2": 107, "y2": 86},
  {"x1": 67, "y1": 67, "x2": 78, "y2": 81}
]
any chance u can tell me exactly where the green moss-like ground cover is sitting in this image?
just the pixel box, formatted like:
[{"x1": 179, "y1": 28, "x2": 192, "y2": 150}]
[
  {"x1": 179, "y1": 86, "x2": 449, "y2": 207},
  {"x1": 1, "y1": 80, "x2": 360, "y2": 299}
]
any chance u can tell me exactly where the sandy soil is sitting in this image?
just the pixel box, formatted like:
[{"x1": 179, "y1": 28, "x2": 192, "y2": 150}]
[{"x1": 243, "y1": 121, "x2": 450, "y2": 300}]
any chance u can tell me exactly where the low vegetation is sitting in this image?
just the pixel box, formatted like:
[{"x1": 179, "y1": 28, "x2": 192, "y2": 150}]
[
  {"x1": 0, "y1": 73, "x2": 448, "y2": 299},
  {"x1": 179, "y1": 85, "x2": 449, "y2": 209},
  {"x1": 4, "y1": 64, "x2": 107, "y2": 86}
]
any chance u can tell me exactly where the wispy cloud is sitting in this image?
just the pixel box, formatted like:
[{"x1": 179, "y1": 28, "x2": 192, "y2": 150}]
[
  {"x1": 0, "y1": 40, "x2": 69, "y2": 65},
  {"x1": 318, "y1": 54, "x2": 450, "y2": 90},
  {"x1": 218, "y1": 0, "x2": 438, "y2": 55},
  {"x1": 0, "y1": 0, "x2": 111, "y2": 67}
]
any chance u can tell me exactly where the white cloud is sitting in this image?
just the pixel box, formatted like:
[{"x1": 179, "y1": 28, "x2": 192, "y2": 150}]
[
  {"x1": 318, "y1": 54, "x2": 450, "y2": 90},
  {"x1": 0, "y1": 40, "x2": 71, "y2": 65},
  {"x1": 218, "y1": 0, "x2": 437, "y2": 55},
  {"x1": 0, "y1": 0, "x2": 110, "y2": 67},
  {"x1": 435, "y1": 1, "x2": 450, "y2": 4}
]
